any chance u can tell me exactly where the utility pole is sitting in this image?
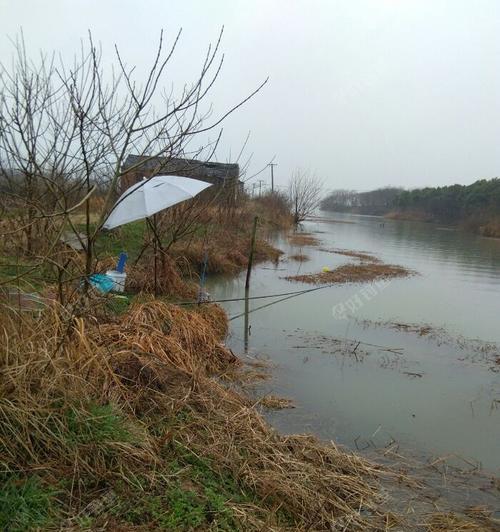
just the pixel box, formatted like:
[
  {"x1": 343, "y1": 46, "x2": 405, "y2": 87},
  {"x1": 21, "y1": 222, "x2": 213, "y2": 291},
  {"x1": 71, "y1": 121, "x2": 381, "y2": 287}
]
[
  {"x1": 268, "y1": 162, "x2": 277, "y2": 193},
  {"x1": 257, "y1": 179, "x2": 265, "y2": 197}
]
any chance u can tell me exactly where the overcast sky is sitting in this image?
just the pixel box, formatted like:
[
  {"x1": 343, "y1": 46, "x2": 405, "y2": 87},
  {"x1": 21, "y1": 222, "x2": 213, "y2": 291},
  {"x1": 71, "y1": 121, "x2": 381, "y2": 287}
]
[{"x1": 1, "y1": 0, "x2": 499, "y2": 192}]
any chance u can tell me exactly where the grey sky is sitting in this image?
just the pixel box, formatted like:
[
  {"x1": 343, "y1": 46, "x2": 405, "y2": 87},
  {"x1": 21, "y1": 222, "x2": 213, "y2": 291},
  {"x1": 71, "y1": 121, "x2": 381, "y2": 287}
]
[{"x1": 1, "y1": 0, "x2": 499, "y2": 192}]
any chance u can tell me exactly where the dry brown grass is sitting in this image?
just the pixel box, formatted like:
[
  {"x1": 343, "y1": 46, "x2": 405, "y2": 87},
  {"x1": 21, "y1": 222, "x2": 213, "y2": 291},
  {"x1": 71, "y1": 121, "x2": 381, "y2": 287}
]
[
  {"x1": 0, "y1": 298, "x2": 393, "y2": 529},
  {"x1": 287, "y1": 232, "x2": 320, "y2": 247},
  {"x1": 423, "y1": 511, "x2": 499, "y2": 531},
  {"x1": 250, "y1": 193, "x2": 294, "y2": 230},
  {"x1": 285, "y1": 262, "x2": 413, "y2": 285},
  {"x1": 100, "y1": 299, "x2": 237, "y2": 376},
  {"x1": 171, "y1": 234, "x2": 282, "y2": 276},
  {"x1": 175, "y1": 378, "x2": 387, "y2": 530},
  {"x1": 126, "y1": 254, "x2": 198, "y2": 298},
  {"x1": 193, "y1": 301, "x2": 229, "y2": 339},
  {"x1": 259, "y1": 394, "x2": 295, "y2": 409}
]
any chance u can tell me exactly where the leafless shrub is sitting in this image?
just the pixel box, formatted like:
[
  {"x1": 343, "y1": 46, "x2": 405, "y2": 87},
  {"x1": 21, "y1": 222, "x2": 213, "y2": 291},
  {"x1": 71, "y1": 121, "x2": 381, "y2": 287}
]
[
  {"x1": 0, "y1": 30, "x2": 266, "y2": 300},
  {"x1": 288, "y1": 169, "x2": 323, "y2": 224}
]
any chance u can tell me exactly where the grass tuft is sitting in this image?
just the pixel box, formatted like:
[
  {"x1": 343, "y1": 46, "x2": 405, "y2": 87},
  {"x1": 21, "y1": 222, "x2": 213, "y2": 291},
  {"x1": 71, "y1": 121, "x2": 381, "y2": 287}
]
[{"x1": 0, "y1": 475, "x2": 56, "y2": 531}]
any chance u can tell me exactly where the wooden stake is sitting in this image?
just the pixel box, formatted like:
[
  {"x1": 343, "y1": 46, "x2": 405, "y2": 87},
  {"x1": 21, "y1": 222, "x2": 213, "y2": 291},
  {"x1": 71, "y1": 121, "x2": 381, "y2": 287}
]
[
  {"x1": 245, "y1": 216, "x2": 258, "y2": 291},
  {"x1": 244, "y1": 216, "x2": 258, "y2": 353},
  {"x1": 153, "y1": 213, "x2": 158, "y2": 297}
]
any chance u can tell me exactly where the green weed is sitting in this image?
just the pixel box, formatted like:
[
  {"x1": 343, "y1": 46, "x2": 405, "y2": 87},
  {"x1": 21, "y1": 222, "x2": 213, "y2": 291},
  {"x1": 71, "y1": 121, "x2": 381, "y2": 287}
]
[
  {"x1": 0, "y1": 475, "x2": 56, "y2": 531},
  {"x1": 65, "y1": 403, "x2": 133, "y2": 445}
]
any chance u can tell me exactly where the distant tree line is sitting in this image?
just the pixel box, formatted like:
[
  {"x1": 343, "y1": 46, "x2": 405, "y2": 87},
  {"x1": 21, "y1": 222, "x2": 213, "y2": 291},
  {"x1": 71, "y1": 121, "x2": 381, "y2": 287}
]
[
  {"x1": 321, "y1": 178, "x2": 500, "y2": 229},
  {"x1": 320, "y1": 187, "x2": 404, "y2": 215},
  {"x1": 393, "y1": 179, "x2": 500, "y2": 223}
]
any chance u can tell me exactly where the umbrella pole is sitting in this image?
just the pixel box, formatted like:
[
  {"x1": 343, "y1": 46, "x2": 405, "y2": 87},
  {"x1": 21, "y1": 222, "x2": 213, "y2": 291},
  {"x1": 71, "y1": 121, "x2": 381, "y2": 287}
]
[
  {"x1": 153, "y1": 214, "x2": 158, "y2": 297},
  {"x1": 146, "y1": 216, "x2": 158, "y2": 297}
]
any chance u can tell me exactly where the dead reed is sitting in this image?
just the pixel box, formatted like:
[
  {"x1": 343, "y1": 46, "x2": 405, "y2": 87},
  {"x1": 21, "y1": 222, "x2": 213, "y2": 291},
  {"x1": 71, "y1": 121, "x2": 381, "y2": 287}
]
[{"x1": 285, "y1": 262, "x2": 413, "y2": 285}]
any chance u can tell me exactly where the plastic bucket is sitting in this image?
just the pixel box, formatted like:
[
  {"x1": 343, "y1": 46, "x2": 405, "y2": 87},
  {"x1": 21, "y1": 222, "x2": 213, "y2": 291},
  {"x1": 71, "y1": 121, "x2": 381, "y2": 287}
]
[{"x1": 106, "y1": 270, "x2": 127, "y2": 293}]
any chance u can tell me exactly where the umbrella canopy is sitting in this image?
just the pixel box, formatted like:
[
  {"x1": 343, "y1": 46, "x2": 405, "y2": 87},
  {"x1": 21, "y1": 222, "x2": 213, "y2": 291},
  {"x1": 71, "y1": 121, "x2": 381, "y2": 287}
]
[{"x1": 103, "y1": 175, "x2": 212, "y2": 229}]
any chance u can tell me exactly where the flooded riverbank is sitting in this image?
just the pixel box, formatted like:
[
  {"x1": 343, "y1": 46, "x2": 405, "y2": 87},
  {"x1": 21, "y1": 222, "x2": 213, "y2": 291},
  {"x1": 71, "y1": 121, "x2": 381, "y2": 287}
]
[{"x1": 208, "y1": 212, "x2": 500, "y2": 475}]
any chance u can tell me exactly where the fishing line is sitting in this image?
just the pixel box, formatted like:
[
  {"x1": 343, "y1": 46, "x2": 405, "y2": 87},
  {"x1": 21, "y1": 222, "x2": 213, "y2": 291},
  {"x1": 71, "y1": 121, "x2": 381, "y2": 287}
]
[
  {"x1": 175, "y1": 283, "x2": 337, "y2": 308},
  {"x1": 228, "y1": 283, "x2": 336, "y2": 321}
]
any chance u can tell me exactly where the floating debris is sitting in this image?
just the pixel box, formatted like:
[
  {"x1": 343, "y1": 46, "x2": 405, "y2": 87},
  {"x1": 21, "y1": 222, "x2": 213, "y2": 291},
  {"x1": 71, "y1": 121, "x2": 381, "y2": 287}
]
[{"x1": 359, "y1": 319, "x2": 500, "y2": 372}]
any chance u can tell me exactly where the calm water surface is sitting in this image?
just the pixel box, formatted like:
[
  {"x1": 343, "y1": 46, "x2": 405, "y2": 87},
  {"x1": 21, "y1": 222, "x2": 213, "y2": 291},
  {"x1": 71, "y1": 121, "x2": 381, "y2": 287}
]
[{"x1": 208, "y1": 212, "x2": 500, "y2": 473}]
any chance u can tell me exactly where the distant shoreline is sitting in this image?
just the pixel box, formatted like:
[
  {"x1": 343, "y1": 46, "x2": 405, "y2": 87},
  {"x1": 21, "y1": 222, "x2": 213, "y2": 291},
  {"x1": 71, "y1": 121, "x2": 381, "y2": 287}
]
[{"x1": 320, "y1": 208, "x2": 500, "y2": 239}]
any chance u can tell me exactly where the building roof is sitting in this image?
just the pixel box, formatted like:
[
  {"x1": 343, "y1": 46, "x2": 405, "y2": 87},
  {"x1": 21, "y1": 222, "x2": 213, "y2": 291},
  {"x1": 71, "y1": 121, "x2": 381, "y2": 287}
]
[{"x1": 122, "y1": 154, "x2": 239, "y2": 182}]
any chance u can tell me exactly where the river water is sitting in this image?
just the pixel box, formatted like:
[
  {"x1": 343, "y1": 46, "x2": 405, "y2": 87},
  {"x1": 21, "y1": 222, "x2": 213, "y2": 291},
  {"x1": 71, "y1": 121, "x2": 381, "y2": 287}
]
[{"x1": 208, "y1": 212, "x2": 500, "y2": 474}]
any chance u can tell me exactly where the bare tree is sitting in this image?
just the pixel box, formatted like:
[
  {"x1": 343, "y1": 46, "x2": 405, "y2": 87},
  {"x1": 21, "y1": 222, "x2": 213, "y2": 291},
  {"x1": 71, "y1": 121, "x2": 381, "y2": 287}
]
[
  {"x1": 0, "y1": 29, "x2": 267, "y2": 300},
  {"x1": 288, "y1": 169, "x2": 322, "y2": 224}
]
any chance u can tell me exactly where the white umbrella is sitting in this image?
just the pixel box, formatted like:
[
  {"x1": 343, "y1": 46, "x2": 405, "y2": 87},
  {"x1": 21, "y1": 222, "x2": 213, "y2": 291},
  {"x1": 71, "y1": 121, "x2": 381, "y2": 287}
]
[{"x1": 103, "y1": 175, "x2": 212, "y2": 229}]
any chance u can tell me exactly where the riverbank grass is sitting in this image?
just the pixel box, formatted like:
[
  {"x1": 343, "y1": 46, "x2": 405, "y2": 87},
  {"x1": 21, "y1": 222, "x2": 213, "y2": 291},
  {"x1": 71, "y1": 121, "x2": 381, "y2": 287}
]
[{"x1": 0, "y1": 297, "x2": 390, "y2": 530}]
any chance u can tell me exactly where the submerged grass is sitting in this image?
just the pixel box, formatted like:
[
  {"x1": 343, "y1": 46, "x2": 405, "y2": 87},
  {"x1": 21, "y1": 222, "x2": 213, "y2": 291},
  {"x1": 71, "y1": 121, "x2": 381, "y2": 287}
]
[
  {"x1": 319, "y1": 247, "x2": 382, "y2": 263},
  {"x1": 287, "y1": 232, "x2": 320, "y2": 247},
  {"x1": 259, "y1": 394, "x2": 295, "y2": 409},
  {"x1": 288, "y1": 253, "x2": 310, "y2": 262},
  {"x1": 423, "y1": 511, "x2": 499, "y2": 531}
]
